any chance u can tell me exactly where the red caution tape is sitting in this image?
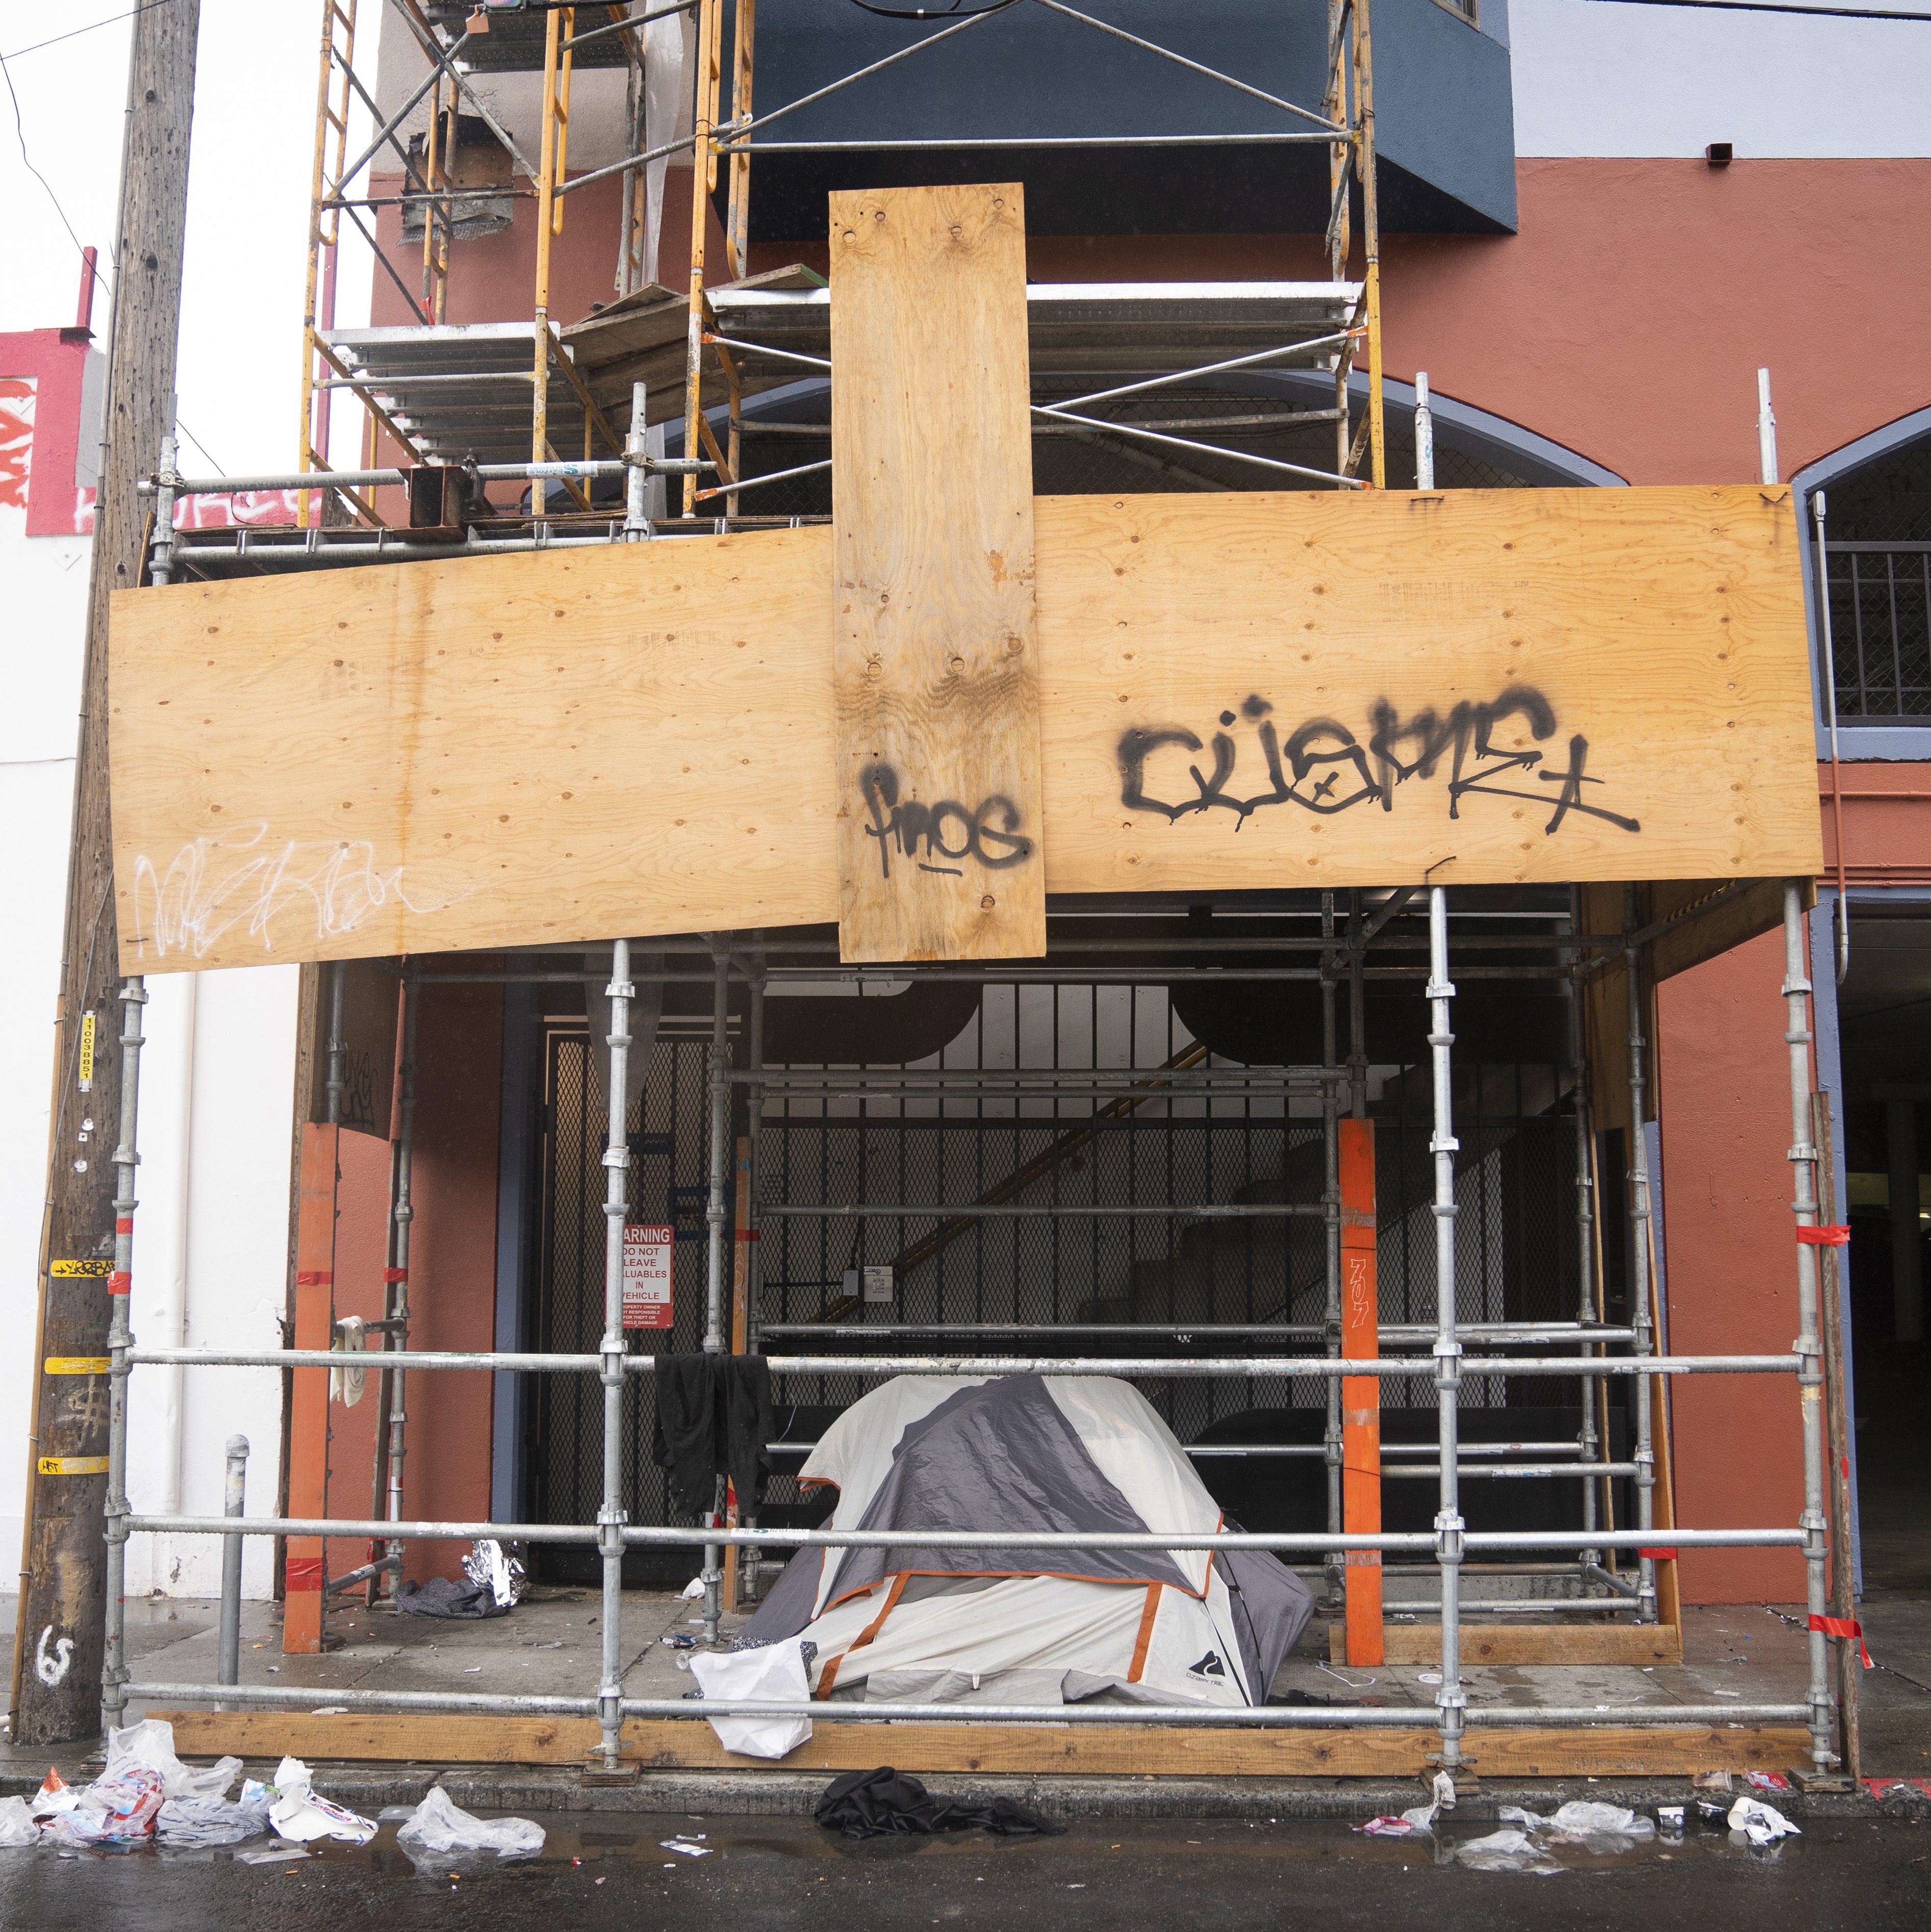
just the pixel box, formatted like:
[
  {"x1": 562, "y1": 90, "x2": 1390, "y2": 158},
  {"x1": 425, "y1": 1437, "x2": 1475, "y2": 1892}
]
[
  {"x1": 295, "y1": 1270, "x2": 333, "y2": 1287},
  {"x1": 107, "y1": 1272, "x2": 131, "y2": 1293},
  {"x1": 383, "y1": 1267, "x2": 409, "y2": 1283},
  {"x1": 1796, "y1": 1225, "x2": 1851, "y2": 1246},
  {"x1": 1810, "y1": 1613, "x2": 1873, "y2": 1667},
  {"x1": 285, "y1": 1557, "x2": 323, "y2": 1593},
  {"x1": 1638, "y1": 1547, "x2": 1678, "y2": 1560}
]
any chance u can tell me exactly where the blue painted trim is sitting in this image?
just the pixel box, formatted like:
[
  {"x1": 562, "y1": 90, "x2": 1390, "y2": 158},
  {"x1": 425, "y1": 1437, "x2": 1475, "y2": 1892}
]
[
  {"x1": 491, "y1": 979, "x2": 539, "y2": 1525},
  {"x1": 1810, "y1": 891, "x2": 1863, "y2": 1596},
  {"x1": 1791, "y1": 403, "x2": 1931, "y2": 761}
]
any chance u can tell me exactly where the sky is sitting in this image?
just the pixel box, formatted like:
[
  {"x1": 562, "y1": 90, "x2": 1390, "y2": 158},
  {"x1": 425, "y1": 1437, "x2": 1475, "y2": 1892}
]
[{"x1": 0, "y1": 0, "x2": 373, "y2": 479}]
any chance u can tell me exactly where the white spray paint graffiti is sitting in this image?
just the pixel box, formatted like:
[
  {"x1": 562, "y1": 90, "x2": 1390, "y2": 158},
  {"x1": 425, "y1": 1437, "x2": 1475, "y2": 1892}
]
[
  {"x1": 35, "y1": 1625, "x2": 73, "y2": 1687},
  {"x1": 130, "y1": 824, "x2": 474, "y2": 960}
]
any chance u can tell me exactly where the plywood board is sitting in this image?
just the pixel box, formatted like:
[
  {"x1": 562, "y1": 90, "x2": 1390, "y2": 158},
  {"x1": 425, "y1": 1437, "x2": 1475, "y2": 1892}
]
[
  {"x1": 829, "y1": 183, "x2": 1043, "y2": 961},
  {"x1": 161, "y1": 1708, "x2": 1804, "y2": 1777},
  {"x1": 1329, "y1": 1622, "x2": 1684, "y2": 1666},
  {"x1": 110, "y1": 487, "x2": 1821, "y2": 976}
]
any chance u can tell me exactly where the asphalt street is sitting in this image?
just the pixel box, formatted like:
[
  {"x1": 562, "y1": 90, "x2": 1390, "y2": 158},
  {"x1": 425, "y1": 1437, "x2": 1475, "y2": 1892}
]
[{"x1": 2, "y1": 1807, "x2": 1927, "y2": 1931}]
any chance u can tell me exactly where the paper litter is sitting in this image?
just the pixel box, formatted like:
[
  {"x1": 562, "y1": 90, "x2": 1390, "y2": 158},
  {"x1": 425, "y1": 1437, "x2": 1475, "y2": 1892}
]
[
  {"x1": 689, "y1": 1638, "x2": 813, "y2": 1759},
  {"x1": 1745, "y1": 1770, "x2": 1791, "y2": 1792},
  {"x1": 35, "y1": 1764, "x2": 165, "y2": 1847},
  {"x1": 661, "y1": 1838, "x2": 712, "y2": 1858},
  {"x1": 395, "y1": 1787, "x2": 544, "y2": 1859},
  {"x1": 1355, "y1": 1771, "x2": 1456, "y2": 1837},
  {"x1": 106, "y1": 1717, "x2": 242, "y2": 1800},
  {"x1": 157, "y1": 1794, "x2": 273, "y2": 1848},
  {"x1": 237, "y1": 1843, "x2": 311, "y2": 1865},
  {"x1": 266, "y1": 1757, "x2": 377, "y2": 1844},
  {"x1": 681, "y1": 1576, "x2": 707, "y2": 1599},
  {"x1": 1728, "y1": 1795, "x2": 1800, "y2": 1846}
]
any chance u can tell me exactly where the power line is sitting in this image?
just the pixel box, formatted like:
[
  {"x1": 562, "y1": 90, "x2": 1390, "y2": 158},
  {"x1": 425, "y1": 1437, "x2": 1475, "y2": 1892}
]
[
  {"x1": 1, "y1": 0, "x2": 185, "y2": 65},
  {"x1": 0, "y1": 41, "x2": 226, "y2": 477},
  {"x1": 1589, "y1": 0, "x2": 1931, "y2": 20}
]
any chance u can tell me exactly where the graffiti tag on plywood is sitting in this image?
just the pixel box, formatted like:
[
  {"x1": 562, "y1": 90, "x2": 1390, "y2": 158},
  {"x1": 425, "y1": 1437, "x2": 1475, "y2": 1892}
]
[
  {"x1": 1118, "y1": 684, "x2": 1641, "y2": 837},
  {"x1": 128, "y1": 825, "x2": 474, "y2": 961}
]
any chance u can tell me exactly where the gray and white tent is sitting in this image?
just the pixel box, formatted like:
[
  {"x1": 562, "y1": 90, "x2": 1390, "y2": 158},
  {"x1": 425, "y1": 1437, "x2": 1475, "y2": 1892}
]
[{"x1": 739, "y1": 1375, "x2": 1314, "y2": 1707}]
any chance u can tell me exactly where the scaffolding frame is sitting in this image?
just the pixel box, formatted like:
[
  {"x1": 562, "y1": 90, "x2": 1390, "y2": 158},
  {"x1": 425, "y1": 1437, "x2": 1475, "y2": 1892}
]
[
  {"x1": 97, "y1": 718, "x2": 1847, "y2": 1774},
  {"x1": 288, "y1": 0, "x2": 1386, "y2": 537}
]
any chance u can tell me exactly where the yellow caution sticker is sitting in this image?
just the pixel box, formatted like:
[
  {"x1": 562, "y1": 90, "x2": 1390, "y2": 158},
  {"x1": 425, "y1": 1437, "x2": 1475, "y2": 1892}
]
[
  {"x1": 37, "y1": 1456, "x2": 109, "y2": 1477},
  {"x1": 50, "y1": 1259, "x2": 112, "y2": 1278},
  {"x1": 44, "y1": 1357, "x2": 110, "y2": 1376}
]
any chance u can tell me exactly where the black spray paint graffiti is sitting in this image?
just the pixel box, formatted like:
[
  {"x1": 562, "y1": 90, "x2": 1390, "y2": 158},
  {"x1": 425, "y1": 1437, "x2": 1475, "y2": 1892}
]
[
  {"x1": 1119, "y1": 683, "x2": 1640, "y2": 836},
  {"x1": 860, "y1": 763, "x2": 1034, "y2": 880}
]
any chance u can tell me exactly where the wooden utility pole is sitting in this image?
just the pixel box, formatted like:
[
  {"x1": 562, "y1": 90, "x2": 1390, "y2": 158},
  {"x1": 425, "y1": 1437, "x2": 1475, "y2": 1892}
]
[{"x1": 9, "y1": 0, "x2": 201, "y2": 1744}]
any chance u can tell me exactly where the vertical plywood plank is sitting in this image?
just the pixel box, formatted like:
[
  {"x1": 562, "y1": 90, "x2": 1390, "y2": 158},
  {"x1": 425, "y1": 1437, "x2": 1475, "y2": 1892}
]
[
  {"x1": 829, "y1": 182, "x2": 1044, "y2": 962},
  {"x1": 1339, "y1": 1119, "x2": 1382, "y2": 1665},
  {"x1": 284, "y1": 1122, "x2": 338, "y2": 1654}
]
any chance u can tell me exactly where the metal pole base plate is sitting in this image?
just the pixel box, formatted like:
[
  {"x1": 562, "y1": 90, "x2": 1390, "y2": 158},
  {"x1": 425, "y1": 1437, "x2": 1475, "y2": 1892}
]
[
  {"x1": 580, "y1": 1758, "x2": 641, "y2": 1787},
  {"x1": 1787, "y1": 1767, "x2": 1853, "y2": 1793},
  {"x1": 1422, "y1": 1763, "x2": 1483, "y2": 1797}
]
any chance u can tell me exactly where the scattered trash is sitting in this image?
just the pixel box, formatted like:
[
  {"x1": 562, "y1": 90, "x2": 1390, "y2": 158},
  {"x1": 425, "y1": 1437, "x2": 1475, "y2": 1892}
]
[
  {"x1": 681, "y1": 1577, "x2": 707, "y2": 1600},
  {"x1": 660, "y1": 1838, "x2": 712, "y2": 1858},
  {"x1": 106, "y1": 1718, "x2": 242, "y2": 1800},
  {"x1": 310, "y1": 1707, "x2": 349, "y2": 1717},
  {"x1": 1692, "y1": 1770, "x2": 1735, "y2": 1792},
  {"x1": 157, "y1": 1792, "x2": 273, "y2": 1848},
  {"x1": 1451, "y1": 1827, "x2": 1564, "y2": 1875},
  {"x1": 463, "y1": 1667, "x2": 484, "y2": 1674},
  {"x1": 662, "y1": 1633, "x2": 698, "y2": 1650},
  {"x1": 1694, "y1": 1798, "x2": 1731, "y2": 1826},
  {"x1": 378, "y1": 1807, "x2": 417, "y2": 1822},
  {"x1": 1355, "y1": 1771, "x2": 1456, "y2": 1838},
  {"x1": 689, "y1": 1638, "x2": 814, "y2": 1759},
  {"x1": 1498, "y1": 1801, "x2": 1656, "y2": 1850},
  {"x1": 815, "y1": 1766, "x2": 1062, "y2": 1841},
  {"x1": 1415, "y1": 1672, "x2": 1443, "y2": 1685},
  {"x1": 395, "y1": 1787, "x2": 544, "y2": 1860},
  {"x1": 1728, "y1": 1795, "x2": 1800, "y2": 1846},
  {"x1": 266, "y1": 1757, "x2": 376, "y2": 1844},
  {"x1": 36, "y1": 1763, "x2": 165, "y2": 1846},
  {"x1": 237, "y1": 1843, "x2": 310, "y2": 1865},
  {"x1": 1315, "y1": 1662, "x2": 1375, "y2": 1689},
  {"x1": 463, "y1": 1538, "x2": 528, "y2": 1609},
  {"x1": 0, "y1": 1797, "x2": 39, "y2": 1848},
  {"x1": 1657, "y1": 1806, "x2": 1685, "y2": 1832},
  {"x1": 529, "y1": 1641, "x2": 565, "y2": 1651},
  {"x1": 1745, "y1": 1770, "x2": 1791, "y2": 1792},
  {"x1": 395, "y1": 1575, "x2": 510, "y2": 1621}
]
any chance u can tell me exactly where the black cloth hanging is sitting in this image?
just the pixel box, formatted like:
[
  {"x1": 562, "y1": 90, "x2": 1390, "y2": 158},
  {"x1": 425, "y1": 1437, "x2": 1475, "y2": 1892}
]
[
  {"x1": 652, "y1": 1354, "x2": 773, "y2": 1517},
  {"x1": 814, "y1": 1766, "x2": 1062, "y2": 1840}
]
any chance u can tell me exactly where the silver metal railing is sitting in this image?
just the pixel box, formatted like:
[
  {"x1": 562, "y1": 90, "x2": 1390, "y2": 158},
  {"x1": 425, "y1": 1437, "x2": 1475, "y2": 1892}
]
[{"x1": 97, "y1": 883, "x2": 1843, "y2": 1778}]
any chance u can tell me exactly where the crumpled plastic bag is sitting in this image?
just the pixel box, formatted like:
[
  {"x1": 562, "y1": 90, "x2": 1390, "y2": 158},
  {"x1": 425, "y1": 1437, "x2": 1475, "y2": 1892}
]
[
  {"x1": 0, "y1": 1796, "x2": 40, "y2": 1848},
  {"x1": 157, "y1": 1793, "x2": 273, "y2": 1847},
  {"x1": 105, "y1": 1717, "x2": 241, "y2": 1800},
  {"x1": 1500, "y1": 1799, "x2": 1657, "y2": 1851},
  {"x1": 689, "y1": 1636, "x2": 814, "y2": 1759},
  {"x1": 1356, "y1": 1770, "x2": 1456, "y2": 1836},
  {"x1": 37, "y1": 1764, "x2": 165, "y2": 1846},
  {"x1": 395, "y1": 1787, "x2": 544, "y2": 1860},
  {"x1": 1729, "y1": 1794, "x2": 1801, "y2": 1846},
  {"x1": 1452, "y1": 1826, "x2": 1564, "y2": 1875},
  {"x1": 266, "y1": 1757, "x2": 376, "y2": 1844}
]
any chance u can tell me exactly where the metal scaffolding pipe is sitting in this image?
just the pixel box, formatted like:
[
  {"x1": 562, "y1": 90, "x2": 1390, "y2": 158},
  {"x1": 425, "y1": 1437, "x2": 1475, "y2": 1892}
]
[
  {"x1": 596, "y1": 937, "x2": 632, "y2": 1769},
  {"x1": 701, "y1": 934, "x2": 732, "y2": 1641},
  {"x1": 101, "y1": 977, "x2": 148, "y2": 1735},
  {"x1": 1625, "y1": 887, "x2": 1658, "y2": 1623}
]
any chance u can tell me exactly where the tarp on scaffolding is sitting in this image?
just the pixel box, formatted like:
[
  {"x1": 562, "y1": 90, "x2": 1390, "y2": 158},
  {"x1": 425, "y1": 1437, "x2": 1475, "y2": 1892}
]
[{"x1": 738, "y1": 1375, "x2": 1314, "y2": 1707}]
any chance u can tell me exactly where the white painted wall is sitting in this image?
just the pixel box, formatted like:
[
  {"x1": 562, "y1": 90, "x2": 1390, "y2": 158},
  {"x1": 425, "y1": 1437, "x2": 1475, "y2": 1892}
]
[{"x1": 1512, "y1": 0, "x2": 1931, "y2": 158}]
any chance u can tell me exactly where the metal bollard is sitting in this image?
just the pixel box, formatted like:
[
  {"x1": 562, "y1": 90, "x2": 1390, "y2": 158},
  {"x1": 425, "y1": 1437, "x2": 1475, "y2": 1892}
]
[{"x1": 217, "y1": 1435, "x2": 248, "y2": 1698}]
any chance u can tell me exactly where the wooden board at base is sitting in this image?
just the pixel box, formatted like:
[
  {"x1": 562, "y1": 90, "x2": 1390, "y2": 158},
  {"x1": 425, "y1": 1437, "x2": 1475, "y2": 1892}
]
[
  {"x1": 829, "y1": 182, "x2": 1043, "y2": 962},
  {"x1": 161, "y1": 1709, "x2": 1805, "y2": 1777},
  {"x1": 109, "y1": 487, "x2": 1820, "y2": 975},
  {"x1": 1330, "y1": 1622, "x2": 1684, "y2": 1666}
]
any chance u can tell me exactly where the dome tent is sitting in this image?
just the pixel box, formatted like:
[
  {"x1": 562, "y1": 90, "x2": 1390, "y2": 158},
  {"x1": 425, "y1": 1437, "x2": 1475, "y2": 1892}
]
[{"x1": 738, "y1": 1375, "x2": 1315, "y2": 1708}]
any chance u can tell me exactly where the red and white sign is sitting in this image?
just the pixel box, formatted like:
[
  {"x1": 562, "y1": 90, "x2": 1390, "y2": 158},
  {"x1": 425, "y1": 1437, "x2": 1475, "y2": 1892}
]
[{"x1": 622, "y1": 1224, "x2": 674, "y2": 1330}]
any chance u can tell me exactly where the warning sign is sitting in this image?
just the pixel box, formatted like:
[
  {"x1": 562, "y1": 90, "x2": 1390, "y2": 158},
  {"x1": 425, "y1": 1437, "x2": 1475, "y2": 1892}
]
[{"x1": 622, "y1": 1224, "x2": 674, "y2": 1330}]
